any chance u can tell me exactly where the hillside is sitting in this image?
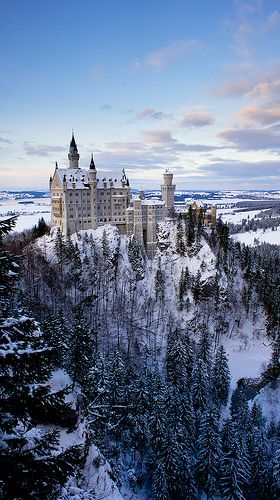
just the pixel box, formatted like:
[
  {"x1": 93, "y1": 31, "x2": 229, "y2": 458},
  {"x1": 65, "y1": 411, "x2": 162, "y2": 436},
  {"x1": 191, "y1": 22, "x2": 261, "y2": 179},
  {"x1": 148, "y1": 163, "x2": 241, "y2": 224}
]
[{"x1": 1, "y1": 216, "x2": 280, "y2": 498}]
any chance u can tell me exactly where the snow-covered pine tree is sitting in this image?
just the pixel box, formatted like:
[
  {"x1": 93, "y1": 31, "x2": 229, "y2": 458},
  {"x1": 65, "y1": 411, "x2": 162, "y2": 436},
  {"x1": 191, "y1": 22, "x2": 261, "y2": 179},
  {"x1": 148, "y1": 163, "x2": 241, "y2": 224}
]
[
  {"x1": 128, "y1": 235, "x2": 145, "y2": 280},
  {"x1": 196, "y1": 404, "x2": 221, "y2": 498},
  {"x1": 186, "y1": 205, "x2": 195, "y2": 247},
  {"x1": 192, "y1": 358, "x2": 210, "y2": 412},
  {"x1": 212, "y1": 345, "x2": 230, "y2": 406},
  {"x1": 68, "y1": 310, "x2": 95, "y2": 389},
  {"x1": 165, "y1": 329, "x2": 191, "y2": 391},
  {"x1": 176, "y1": 216, "x2": 185, "y2": 256},
  {"x1": 0, "y1": 218, "x2": 84, "y2": 499},
  {"x1": 155, "y1": 256, "x2": 165, "y2": 301},
  {"x1": 220, "y1": 420, "x2": 250, "y2": 500}
]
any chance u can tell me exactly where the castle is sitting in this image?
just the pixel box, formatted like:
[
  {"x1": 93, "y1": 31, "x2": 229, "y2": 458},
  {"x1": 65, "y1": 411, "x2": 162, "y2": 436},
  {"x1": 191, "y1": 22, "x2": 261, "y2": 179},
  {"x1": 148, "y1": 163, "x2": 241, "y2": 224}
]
[{"x1": 50, "y1": 134, "x2": 216, "y2": 257}]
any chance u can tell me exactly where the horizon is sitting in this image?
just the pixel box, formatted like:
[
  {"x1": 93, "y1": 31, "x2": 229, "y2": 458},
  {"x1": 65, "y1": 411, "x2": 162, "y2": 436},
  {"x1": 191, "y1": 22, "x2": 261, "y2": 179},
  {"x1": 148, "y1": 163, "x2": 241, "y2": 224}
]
[{"x1": 1, "y1": 0, "x2": 280, "y2": 191}]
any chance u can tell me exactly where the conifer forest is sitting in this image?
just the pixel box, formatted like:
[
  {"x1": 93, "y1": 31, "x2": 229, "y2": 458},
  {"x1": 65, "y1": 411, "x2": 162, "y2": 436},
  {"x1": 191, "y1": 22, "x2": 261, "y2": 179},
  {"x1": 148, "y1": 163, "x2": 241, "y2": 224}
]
[{"x1": 1, "y1": 214, "x2": 280, "y2": 499}]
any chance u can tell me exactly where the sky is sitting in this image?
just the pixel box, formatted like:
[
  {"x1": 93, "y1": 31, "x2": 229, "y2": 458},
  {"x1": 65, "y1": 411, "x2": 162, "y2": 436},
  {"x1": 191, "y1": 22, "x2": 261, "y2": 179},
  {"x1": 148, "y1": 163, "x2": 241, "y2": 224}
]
[{"x1": 0, "y1": 0, "x2": 280, "y2": 191}]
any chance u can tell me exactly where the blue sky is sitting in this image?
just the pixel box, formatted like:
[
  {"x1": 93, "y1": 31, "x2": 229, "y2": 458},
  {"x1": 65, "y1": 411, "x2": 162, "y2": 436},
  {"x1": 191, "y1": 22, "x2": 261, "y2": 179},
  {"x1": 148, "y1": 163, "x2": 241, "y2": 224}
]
[{"x1": 1, "y1": 0, "x2": 280, "y2": 190}]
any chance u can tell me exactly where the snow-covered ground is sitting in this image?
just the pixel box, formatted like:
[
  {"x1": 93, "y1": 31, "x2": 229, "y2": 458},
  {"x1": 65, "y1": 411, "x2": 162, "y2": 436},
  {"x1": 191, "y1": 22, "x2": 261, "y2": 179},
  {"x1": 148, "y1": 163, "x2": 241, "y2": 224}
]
[
  {"x1": 219, "y1": 209, "x2": 264, "y2": 224},
  {"x1": 0, "y1": 198, "x2": 51, "y2": 232},
  {"x1": 232, "y1": 226, "x2": 280, "y2": 246}
]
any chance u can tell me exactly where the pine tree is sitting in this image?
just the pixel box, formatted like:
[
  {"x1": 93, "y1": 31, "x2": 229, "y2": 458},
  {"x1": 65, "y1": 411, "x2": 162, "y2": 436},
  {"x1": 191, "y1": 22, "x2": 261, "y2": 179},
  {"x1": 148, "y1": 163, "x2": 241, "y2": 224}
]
[
  {"x1": 165, "y1": 330, "x2": 191, "y2": 391},
  {"x1": 68, "y1": 312, "x2": 95, "y2": 389},
  {"x1": 192, "y1": 358, "x2": 210, "y2": 412},
  {"x1": 273, "y1": 448, "x2": 280, "y2": 497},
  {"x1": 251, "y1": 429, "x2": 272, "y2": 499},
  {"x1": 32, "y1": 217, "x2": 49, "y2": 238},
  {"x1": 196, "y1": 404, "x2": 221, "y2": 498},
  {"x1": 0, "y1": 219, "x2": 83, "y2": 498},
  {"x1": 176, "y1": 216, "x2": 185, "y2": 255},
  {"x1": 213, "y1": 345, "x2": 230, "y2": 406},
  {"x1": 192, "y1": 270, "x2": 202, "y2": 303},
  {"x1": 155, "y1": 256, "x2": 165, "y2": 301},
  {"x1": 186, "y1": 206, "x2": 195, "y2": 247},
  {"x1": 220, "y1": 420, "x2": 250, "y2": 500},
  {"x1": 197, "y1": 328, "x2": 213, "y2": 372},
  {"x1": 128, "y1": 235, "x2": 145, "y2": 280}
]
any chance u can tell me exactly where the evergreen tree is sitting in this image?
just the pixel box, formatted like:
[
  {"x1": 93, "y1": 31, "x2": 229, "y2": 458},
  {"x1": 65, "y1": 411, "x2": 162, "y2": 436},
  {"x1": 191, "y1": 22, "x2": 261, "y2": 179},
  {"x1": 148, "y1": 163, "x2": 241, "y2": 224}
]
[
  {"x1": 196, "y1": 404, "x2": 221, "y2": 498},
  {"x1": 176, "y1": 216, "x2": 185, "y2": 255},
  {"x1": 155, "y1": 257, "x2": 165, "y2": 301},
  {"x1": 186, "y1": 205, "x2": 195, "y2": 247},
  {"x1": 165, "y1": 330, "x2": 192, "y2": 391},
  {"x1": 0, "y1": 219, "x2": 83, "y2": 498},
  {"x1": 273, "y1": 448, "x2": 280, "y2": 497},
  {"x1": 32, "y1": 217, "x2": 50, "y2": 238},
  {"x1": 68, "y1": 311, "x2": 95, "y2": 389},
  {"x1": 192, "y1": 270, "x2": 202, "y2": 303},
  {"x1": 128, "y1": 235, "x2": 145, "y2": 280},
  {"x1": 251, "y1": 428, "x2": 272, "y2": 499},
  {"x1": 192, "y1": 358, "x2": 210, "y2": 412},
  {"x1": 213, "y1": 345, "x2": 230, "y2": 406},
  {"x1": 197, "y1": 328, "x2": 213, "y2": 371},
  {"x1": 220, "y1": 420, "x2": 250, "y2": 500}
]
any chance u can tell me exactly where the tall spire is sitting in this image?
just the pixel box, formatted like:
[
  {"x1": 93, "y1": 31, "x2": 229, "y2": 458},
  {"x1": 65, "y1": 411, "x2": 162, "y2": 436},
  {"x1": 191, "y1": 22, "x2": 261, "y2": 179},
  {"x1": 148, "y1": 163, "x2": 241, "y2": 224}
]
[
  {"x1": 68, "y1": 132, "x2": 80, "y2": 169},
  {"x1": 89, "y1": 153, "x2": 96, "y2": 170},
  {"x1": 69, "y1": 132, "x2": 78, "y2": 153}
]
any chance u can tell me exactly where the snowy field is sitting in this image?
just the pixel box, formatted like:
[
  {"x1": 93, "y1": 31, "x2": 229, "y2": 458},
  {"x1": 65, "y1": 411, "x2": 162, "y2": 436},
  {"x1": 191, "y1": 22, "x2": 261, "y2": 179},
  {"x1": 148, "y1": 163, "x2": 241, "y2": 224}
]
[
  {"x1": 0, "y1": 198, "x2": 51, "y2": 232},
  {"x1": 219, "y1": 208, "x2": 264, "y2": 224},
  {"x1": 232, "y1": 226, "x2": 280, "y2": 246}
]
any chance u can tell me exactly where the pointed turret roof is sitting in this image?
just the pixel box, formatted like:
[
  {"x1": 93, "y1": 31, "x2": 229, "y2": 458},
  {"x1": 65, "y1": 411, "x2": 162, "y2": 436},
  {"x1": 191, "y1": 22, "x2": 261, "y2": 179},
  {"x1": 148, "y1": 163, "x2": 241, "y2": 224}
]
[
  {"x1": 69, "y1": 132, "x2": 78, "y2": 152},
  {"x1": 89, "y1": 153, "x2": 96, "y2": 170}
]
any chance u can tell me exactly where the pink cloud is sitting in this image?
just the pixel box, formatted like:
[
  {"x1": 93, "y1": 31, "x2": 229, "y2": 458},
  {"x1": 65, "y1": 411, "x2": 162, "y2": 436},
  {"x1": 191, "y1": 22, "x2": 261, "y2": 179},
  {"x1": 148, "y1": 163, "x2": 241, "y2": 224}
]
[
  {"x1": 180, "y1": 110, "x2": 214, "y2": 127},
  {"x1": 23, "y1": 142, "x2": 65, "y2": 157},
  {"x1": 134, "y1": 39, "x2": 201, "y2": 71},
  {"x1": 239, "y1": 103, "x2": 280, "y2": 125}
]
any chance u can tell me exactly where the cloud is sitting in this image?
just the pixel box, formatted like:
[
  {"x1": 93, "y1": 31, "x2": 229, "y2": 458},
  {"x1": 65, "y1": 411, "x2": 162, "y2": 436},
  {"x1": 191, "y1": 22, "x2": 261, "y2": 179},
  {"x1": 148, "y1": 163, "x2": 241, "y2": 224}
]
[
  {"x1": 0, "y1": 137, "x2": 12, "y2": 144},
  {"x1": 180, "y1": 110, "x2": 214, "y2": 127},
  {"x1": 100, "y1": 104, "x2": 112, "y2": 111},
  {"x1": 246, "y1": 79, "x2": 280, "y2": 99},
  {"x1": 227, "y1": 1, "x2": 279, "y2": 57},
  {"x1": 239, "y1": 103, "x2": 280, "y2": 126},
  {"x1": 134, "y1": 39, "x2": 201, "y2": 71},
  {"x1": 141, "y1": 129, "x2": 177, "y2": 148},
  {"x1": 23, "y1": 142, "x2": 65, "y2": 157},
  {"x1": 218, "y1": 126, "x2": 280, "y2": 150},
  {"x1": 136, "y1": 107, "x2": 170, "y2": 120},
  {"x1": 211, "y1": 62, "x2": 280, "y2": 99},
  {"x1": 200, "y1": 159, "x2": 280, "y2": 179},
  {"x1": 261, "y1": 10, "x2": 280, "y2": 31}
]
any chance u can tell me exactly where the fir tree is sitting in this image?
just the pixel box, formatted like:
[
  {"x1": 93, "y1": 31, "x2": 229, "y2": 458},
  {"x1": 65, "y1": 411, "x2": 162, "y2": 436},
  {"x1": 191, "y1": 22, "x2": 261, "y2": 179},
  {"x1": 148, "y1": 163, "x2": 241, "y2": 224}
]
[
  {"x1": 176, "y1": 216, "x2": 185, "y2": 255},
  {"x1": 213, "y1": 345, "x2": 230, "y2": 406},
  {"x1": 186, "y1": 205, "x2": 195, "y2": 247},
  {"x1": 196, "y1": 404, "x2": 221, "y2": 498},
  {"x1": 68, "y1": 312, "x2": 95, "y2": 389},
  {"x1": 220, "y1": 420, "x2": 250, "y2": 500},
  {"x1": 155, "y1": 256, "x2": 165, "y2": 301},
  {"x1": 192, "y1": 358, "x2": 210, "y2": 412},
  {"x1": 0, "y1": 219, "x2": 83, "y2": 498}
]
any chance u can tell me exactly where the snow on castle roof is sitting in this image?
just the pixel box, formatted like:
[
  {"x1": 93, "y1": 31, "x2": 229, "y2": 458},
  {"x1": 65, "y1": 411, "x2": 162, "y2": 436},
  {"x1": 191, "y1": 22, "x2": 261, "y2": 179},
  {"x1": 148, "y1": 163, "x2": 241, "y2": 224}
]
[{"x1": 56, "y1": 168, "x2": 127, "y2": 190}]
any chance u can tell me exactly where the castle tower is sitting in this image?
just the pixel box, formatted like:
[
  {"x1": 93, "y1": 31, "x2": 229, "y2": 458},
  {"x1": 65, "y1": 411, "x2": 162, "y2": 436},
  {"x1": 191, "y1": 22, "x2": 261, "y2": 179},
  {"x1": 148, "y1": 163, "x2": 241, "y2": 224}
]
[
  {"x1": 68, "y1": 132, "x2": 80, "y2": 169},
  {"x1": 88, "y1": 153, "x2": 96, "y2": 181},
  {"x1": 161, "y1": 169, "x2": 176, "y2": 213},
  {"x1": 88, "y1": 154, "x2": 98, "y2": 229}
]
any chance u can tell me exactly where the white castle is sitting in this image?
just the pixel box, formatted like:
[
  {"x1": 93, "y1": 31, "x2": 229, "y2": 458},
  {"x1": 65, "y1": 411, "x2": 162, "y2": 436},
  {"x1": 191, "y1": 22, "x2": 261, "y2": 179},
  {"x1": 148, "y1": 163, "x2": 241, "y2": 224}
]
[{"x1": 50, "y1": 134, "x2": 216, "y2": 257}]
